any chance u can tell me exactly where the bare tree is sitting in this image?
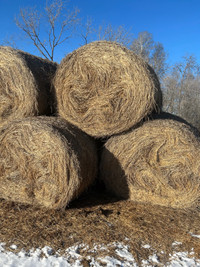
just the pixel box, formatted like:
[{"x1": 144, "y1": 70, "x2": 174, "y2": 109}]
[
  {"x1": 1, "y1": 35, "x2": 18, "y2": 49},
  {"x1": 95, "y1": 23, "x2": 133, "y2": 47},
  {"x1": 150, "y1": 42, "x2": 167, "y2": 80},
  {"x1": 163, "y1": 55, "x2": 200, "y2": 129},
  {"x1": 15, "y1": 0, "x2": 80, "y2": 61},
  {"x1": 79, "y1": 21, "x2": 133, "y2": 48},
  {"x1": 130, "y1": 31, "x2": 167, "y2": 80},
  {"x1": 80, "y1": 17, "x2": 94, "y2": 45},
  {"x1": 130, "y1": 31, "x2": 153, "y2": 61},
  {"x1": 162, "y1": 72, "x2": 179, "y2": 114}
]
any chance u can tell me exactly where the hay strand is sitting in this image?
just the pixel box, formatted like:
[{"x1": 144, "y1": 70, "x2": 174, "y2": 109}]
[
  {"x1": 100, "y1": 119, "x2": 200, "y2": 208},
  {"x1": 53, "y1": 41, "x2": 162, "y2": 137},
  {"x1": 0, "y1": 116, "x2": 97, "y2": 209}
]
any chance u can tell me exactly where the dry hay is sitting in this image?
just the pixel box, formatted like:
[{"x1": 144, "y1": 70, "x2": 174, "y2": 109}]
[
  {"x1": 0, "y1": 46, "x2": 57, "y2": 128},
  {"x1": 0, "y1": 116, "x2": 97, "y2": 209},
  {"x1": 100, "y1": 118, "x2": 200, "y2": 209},
  {"x1": 53, "y1": 41, "x2": 162, "y2": 137}
]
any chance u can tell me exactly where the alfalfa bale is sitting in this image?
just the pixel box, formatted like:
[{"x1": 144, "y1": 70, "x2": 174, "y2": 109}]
[
  {"x1": 53, "y1": 41, "x2": 162, "y2": 137},
  {"x1": 100, "y1": 119, "x2": 200, "y2": 209},
  {"x1": 0, "y1": 46, "x2": 57, "y2": 128},
  {"x1": 0, "y1": 116, "x2": 97, "y2": 209}
]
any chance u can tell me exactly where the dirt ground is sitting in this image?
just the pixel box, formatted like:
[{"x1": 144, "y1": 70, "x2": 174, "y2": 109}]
[{"x1": 1, "y1": 183, "x2": 200, "y2": 265}]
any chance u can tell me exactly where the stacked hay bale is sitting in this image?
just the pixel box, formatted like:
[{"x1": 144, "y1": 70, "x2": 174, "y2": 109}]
[
  {"x1": 0, "y1": 116, "x2": 97, "y2": 209},
  {"x1": 100, "y1": 118, "x2": 200, "y2": 208},
  {"x1": 0, "y1": 46, "x2": 57, "y2": 128},
  {"x1": 1, "y1": 41, "x2": 200, "y2": 210},
  {"x1": 0, "y1": 46, "x2": 98, "y2": 209},
  {"x1": 53, "y1": 41, "x2": 162, "y2": 137},
  {"x1": 53, "y1": 41, "x2": 200, "y2": 209}
]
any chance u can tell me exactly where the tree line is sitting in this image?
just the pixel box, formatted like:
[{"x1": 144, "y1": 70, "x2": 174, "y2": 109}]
[{"x1": 2, "y1": 0, "x2": 200, "y2": 130}]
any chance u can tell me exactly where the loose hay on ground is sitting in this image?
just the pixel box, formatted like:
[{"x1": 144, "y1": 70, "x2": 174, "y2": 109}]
[
  {"x1": 53, "y1": 41, "x2": 162, "y2": 137},
  {"x1": 100, "y1": 118, "x2": 200, "y2": 208},
  {"x1": 0, "y1": 46, "x2": 57, "y2": 128},
  {"x1": 0, "y1": 116, "x2": 97, "y2": 209},
  {"x1": 1, "y1": 193, "x2": 200, "y2": 265}
]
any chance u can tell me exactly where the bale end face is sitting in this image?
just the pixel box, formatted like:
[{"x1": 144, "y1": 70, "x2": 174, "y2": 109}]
[
  {"x1": 54, "y1": 41, "x2": 162, "y2": 137},
  {"x1": 100, "y1": 119, "x2": 200, "y2": 209},
  {"x1": 0, "y1": 116, "x2": 97, "y2": 209}
]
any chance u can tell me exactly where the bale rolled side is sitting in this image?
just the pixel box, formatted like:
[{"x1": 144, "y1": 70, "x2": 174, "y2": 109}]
[
  {"x1": 53, "y1": 41, "x2": 162, "y2": 137},
  {"x1": 0, "y1": 116, "x2": 97, "y2": 209},
  {"x1": 100, "y1": 119, "x2": 200, "y2": 208},
  {"x1": 0, "y1": 46, "x2": 57, "y2": 128}
]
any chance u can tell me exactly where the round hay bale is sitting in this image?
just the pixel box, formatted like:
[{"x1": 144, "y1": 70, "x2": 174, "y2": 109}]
[
  {"x1": 53, "y1": 41, "x2": 162, "y2": 137},
  {"x1": 0, "y1": 46, "x2": 57, "y2": 128},
  {"x1": 100, "y1": 119, "x2": 200, "y2": 208},
  {"x1": 0, "y1": 116, "x2": 97, "y2": 209}
]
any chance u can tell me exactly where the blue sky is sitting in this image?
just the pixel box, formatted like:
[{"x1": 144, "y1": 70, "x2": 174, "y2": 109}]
[{"x1": 0, "y1": 0, "x2": 200, "y2": 65}]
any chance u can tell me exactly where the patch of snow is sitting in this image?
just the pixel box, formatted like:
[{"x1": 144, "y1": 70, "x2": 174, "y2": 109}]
[
  {"x1": 142, "y1": 244, "x2": 151, "y2": 249},
  {"x1": 142, "y1": 250, "x2": 200, "y2": 267},
  {"x1": 168, "y1": 251, "x2": 200, "y2": 267},
  {"x1": 142, "y1": 254, "x2": 160, "y2": 266},
  {"x1": 1, "y1": 242, "x2": 200, "y2": 266},
  {"x1": 190, "y1": 232, "x2": 200, "y2": 239},
  {"x1": 87, "y1": 243, "x2": 107, "y2": 253},
  {"x1": 115, "y1": 244, "x2": 137, "y2": 265},
  {"x1": 10, "y1": 244, "x2": 17, "y2": 250},
  {"x1": 0, "y1": 243, "x2": 81, "y2": 267}
]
